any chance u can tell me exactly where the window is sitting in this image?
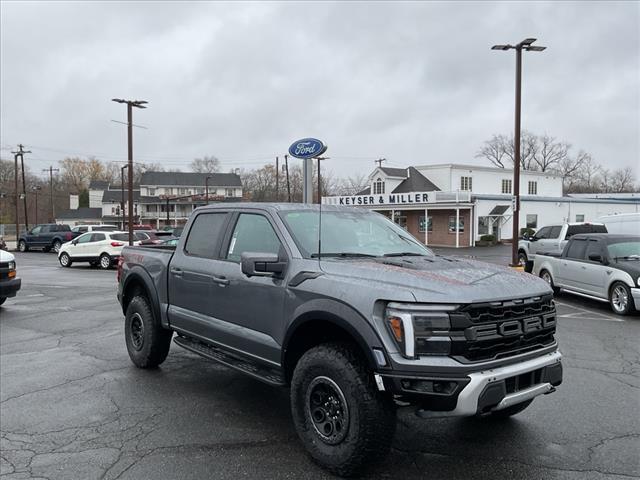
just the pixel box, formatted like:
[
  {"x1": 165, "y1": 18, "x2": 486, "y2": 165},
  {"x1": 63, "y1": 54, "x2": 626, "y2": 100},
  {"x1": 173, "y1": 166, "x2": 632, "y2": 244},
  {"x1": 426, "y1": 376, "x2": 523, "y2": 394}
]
[
  {"x1": 373, "y1": 178, "x2": 385, "y2": 195},
  {"x1": 533, "y1": 226, "x2": 551, "y2": 240},
  {"x1": 225, "y1": 188, "x2": 235, "y2": 197},
  {"x1": 30, "y1": 226, "x2": 42, "y2": 235},
  {"x1": 184, "y1": 213, "x2": 228, "y2": 259},
  {"x1": 179, "y1": 188, "x2": 186, "y2": 195},
  {"x1": 478, "y1": 216, "x2": 492, "y2": 235},
  {"x1": 448, "y1": 216, "x2": 464, "y2": 233},
  {"x1": 501, "y1": 179, "x2": 512, "y2": 194},
  {"x1": 76, "y1": 233, "x2": 93, "y2": 244},
  {"x1": 418, "y1": 216, "x2": 433, "y2": 233},
  {"x1": 567, "y1": 224, "x2": 608, "y2": 238},
  {"x1": 90, "y1": 233, "x2": 106, "y2": 242},
  {"x1": 528, "y1": 181, "x2": 537, "y2": 195},
  {"x1": 111, "y1": 233, "x2": 129, "y2": 242},
  {"x1": 585, "y1": 240, "x2": 602, "y2": 262},
  {"x1": 526, "y1": 214, "x2": 538, "y2": 229},
  {"x1": 548, "y1": 226, "x2": 562, "y2": 239},
  {"x1": 148, "y1": 188, "x2": 156, "y2": 196},
  {"x1": 566, "y1": 239, "x2": 587, "y2": 260},
  {"x1": 460, "y1": 176, "x2": 473, "y2": 191},
  {"x1": 227, "y1": 214, "x2": 282, "y2": 262},
  {"x1": 575, "y1": 214, "x2": 585, "y2": 222}
]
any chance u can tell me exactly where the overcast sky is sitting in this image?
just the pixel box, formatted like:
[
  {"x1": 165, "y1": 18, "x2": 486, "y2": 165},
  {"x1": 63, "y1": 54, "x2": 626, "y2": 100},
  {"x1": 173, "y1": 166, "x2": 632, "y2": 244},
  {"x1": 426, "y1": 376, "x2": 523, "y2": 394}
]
[{"x1": 1, "y1": 1, "x2": 638, "y2": 180}]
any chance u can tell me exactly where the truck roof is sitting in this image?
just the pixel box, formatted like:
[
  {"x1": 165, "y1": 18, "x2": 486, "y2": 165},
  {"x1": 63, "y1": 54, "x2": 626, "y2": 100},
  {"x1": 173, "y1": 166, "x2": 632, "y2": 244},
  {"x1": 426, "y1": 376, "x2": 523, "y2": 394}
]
[
  {"x1": 570, "y1": 233, "x2": 639, "y2": 243},
  {"x1": 195, "y1": 203, "x2": 371, "y2": 213}
]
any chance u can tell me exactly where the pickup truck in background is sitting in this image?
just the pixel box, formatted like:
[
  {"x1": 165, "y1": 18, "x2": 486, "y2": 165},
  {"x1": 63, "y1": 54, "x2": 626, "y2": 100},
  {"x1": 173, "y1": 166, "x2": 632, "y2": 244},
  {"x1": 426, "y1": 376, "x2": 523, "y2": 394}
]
[
  {"x1": 533, "y1": 233, "x2": 640, "y2": 315},
  {"x1": 18, "y1": 224, "x2": 79, "y2": 253},
  {"x1": 117, "y1": 203, "x2": 563, "y2": 477},
  {"x1": 518, "y1": 222, "x2": 608, "y2": 266}
]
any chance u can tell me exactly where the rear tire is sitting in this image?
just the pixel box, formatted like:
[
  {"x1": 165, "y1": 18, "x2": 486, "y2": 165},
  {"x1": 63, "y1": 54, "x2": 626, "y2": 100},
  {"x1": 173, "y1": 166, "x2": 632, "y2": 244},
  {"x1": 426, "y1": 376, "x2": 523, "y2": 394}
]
[
  {"x1": 540, "y1": 269, "x2": 560, "y2": 294},
  {"x1": 99, "y1": 253, "x2": 112, "y2": 270},
  {"x1": 59, "y1": 252, "x2": 72, "y2": 268},
  {"x1": 125, "y1": 295, "x2": 172, "y2": 368},
  {"x1": 609, "y1": 282, "x2": 634, "y2": 315},
  {"x1": 290, "y1": 343, "x2": 396, "y2": 477},
  {"x1": 488, "y1": 399, "x2": 533, "y2": 419},
  {"x1": 18, "y1": 240, "x2": 28, "y2": 252}
]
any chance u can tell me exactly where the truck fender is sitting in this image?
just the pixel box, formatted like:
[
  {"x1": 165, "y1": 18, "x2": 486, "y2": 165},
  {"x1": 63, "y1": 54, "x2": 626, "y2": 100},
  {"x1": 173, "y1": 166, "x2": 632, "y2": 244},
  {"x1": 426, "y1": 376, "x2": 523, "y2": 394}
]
[
  {"x1": 282, "y1": 298, "x2": 387, "y2": 375},
  {"x1": 121, "y1": 266, "x2": 165, "y2": 328}
]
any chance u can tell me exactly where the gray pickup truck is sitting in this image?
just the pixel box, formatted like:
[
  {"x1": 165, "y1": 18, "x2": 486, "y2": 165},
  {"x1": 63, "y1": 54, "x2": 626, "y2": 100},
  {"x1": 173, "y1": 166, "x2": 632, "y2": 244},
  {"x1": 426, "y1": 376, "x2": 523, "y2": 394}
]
[{"x1": 117, "y1": 203, "x2": 563, "y2": 476}]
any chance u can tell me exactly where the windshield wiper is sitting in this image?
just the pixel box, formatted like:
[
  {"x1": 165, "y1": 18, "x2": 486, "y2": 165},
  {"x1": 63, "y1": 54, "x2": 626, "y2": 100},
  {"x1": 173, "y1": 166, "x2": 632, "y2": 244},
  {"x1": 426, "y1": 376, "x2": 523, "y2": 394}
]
[
  {"x1": 382, "y1": 252, "x2": 425, "y2": 257},
  {"x1": 311, "y1": 252, "x2": 378, "y2": 258}
]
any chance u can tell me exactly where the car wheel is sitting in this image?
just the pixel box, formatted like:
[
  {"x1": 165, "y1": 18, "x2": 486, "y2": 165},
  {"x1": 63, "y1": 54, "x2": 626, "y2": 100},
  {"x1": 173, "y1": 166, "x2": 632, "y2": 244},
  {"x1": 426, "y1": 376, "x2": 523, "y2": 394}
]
[
  {"x1": 0, "y1": 297, "x2": 6, "y2": 306},
  {"x1": 518, "y1": 251, "x2": 528, "y2": 266},
  {"x1": 290, "y1": 342, "x2": 396, "y2": 477},
  {"x1": 609, "y1": 282, "x2": 634, "y2": 315},
  {"x1": 488, "y1": 399, "x2": 533, "y2": 419},
  {"x1": 125, "y1": 295, "x2": 172, "y2": 368},
  {"x1": 59, "y1": 252, "x2": 72, "y2": 268},
  {"x1": 99, "y1": 254, "x2": 112, "y2": 270},
  {"x1": 18, "y1": 240, "x2": 28, "y2": 252},
  {"x1": 540, "y1": 269, "x2": 560, "y2": 294},
  {"x1": 52, "y1": 240, "x2": 62, "y2": 253}
]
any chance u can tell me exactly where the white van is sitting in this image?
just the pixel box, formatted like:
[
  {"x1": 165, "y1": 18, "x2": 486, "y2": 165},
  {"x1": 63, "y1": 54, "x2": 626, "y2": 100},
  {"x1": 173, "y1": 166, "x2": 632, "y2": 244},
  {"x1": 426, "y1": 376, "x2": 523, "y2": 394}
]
[{"x1": 597, "y1": 213, "x2": 640, "y2": 235}]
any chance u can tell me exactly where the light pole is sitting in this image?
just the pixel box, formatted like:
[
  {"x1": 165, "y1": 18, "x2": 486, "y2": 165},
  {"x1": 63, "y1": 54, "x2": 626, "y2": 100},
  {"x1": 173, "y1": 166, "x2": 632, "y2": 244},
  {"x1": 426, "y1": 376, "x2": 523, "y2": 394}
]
[
  {"x1": 120, "y1": 165, "x2": 129, "y2": 230},
  {"x1": 492, "y1": 38, "x2": 546, "y2": 267},
  {"x1": 32, "y1": 186, "x2": 42, "y2": 225},
  {"x1": 112, "y1": 98, "x2": 147, "y2": 245},
  {"x1": 205, "y1": 175, "x2": 213, "y2": 204}
]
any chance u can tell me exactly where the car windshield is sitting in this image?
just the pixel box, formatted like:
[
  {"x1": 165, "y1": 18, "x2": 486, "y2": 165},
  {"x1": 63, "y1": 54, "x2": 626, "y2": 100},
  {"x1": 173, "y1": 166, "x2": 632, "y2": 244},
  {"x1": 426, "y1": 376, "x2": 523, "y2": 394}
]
[
  {"x1": 607, "y1": 240, "x2": 640, "y2": 260},
  {"x1": 279, "y1": 210, "x2": 433, "y2": 258}
]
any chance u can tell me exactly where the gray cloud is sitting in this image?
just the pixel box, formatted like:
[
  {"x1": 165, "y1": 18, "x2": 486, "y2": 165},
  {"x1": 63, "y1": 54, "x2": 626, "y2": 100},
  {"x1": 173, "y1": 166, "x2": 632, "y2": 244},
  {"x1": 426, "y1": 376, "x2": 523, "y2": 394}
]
[{"x1": 1, "y1": 1, "x2": 638, "y2": 178}]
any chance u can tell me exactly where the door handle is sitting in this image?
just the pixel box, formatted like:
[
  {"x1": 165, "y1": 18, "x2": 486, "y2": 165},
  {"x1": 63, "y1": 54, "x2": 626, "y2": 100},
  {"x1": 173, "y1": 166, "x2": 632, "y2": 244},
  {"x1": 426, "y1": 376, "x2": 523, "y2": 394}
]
[
  {"x1": 170, "y1": 267, "x2": 183, "y2": 277},
  {"x1": 212, "y1": 276, "x2": 230, "y2": 286}
]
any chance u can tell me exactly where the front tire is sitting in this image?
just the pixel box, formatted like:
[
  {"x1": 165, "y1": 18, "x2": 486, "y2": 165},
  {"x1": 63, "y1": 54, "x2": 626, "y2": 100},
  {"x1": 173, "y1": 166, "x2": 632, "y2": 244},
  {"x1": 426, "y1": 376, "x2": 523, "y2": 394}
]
[
  {"x1": 52, "y1": 240, "x2": 62, "y2": 253},
  {"x1": 488, "y1": 399, "x2": 533, "y2": 419},
  {"x1": 540, "y1": 269, "x2": 560, "y2": 294},
  {"x1": 0, "y1": 297, "x2": 6, "y2": 306},
  {"x1": 290, "y1": 343, "x2": 396, "y2": 477},
  {"x1": 59, "y1": 252, "x2": 72, "y2": 267},
  {"x1": 518, "y1": 251, "x2": 528, "y2": 266},
  {"x1": 609, "y1": 282, "x2": 635, "y2": 315},
  {"x1": 18, "y1": 240, "x2": 28, "y2": 252},
  {"x1": 99, "y1": 253, "x2": 112, "y2": 270},
  {"x1": 125, "y1": 295, "x2": 172, "y2": 368}
]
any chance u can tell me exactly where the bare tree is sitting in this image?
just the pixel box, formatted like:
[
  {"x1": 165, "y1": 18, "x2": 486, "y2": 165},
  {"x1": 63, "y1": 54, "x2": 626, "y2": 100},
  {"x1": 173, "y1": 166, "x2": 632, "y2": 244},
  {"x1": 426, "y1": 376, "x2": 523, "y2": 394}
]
[
  {"x1": 610, "y1": 167, "x2": 636, "y2": 193},
  {"x1": 475, "y1": 130, "x2": 538, "y2": 170},
  {"x1": 191, "y1": 156, "x2": 220, "y2": 173},
  {"x1": 336, "y1": 173, "x2": 369, "y2": 195},
  {"x1": 553, "y1": 150, "x2": 588, "y2": 193},
  {"x1": 534, "y1": 134, "x2": 570, "y2": 172}
]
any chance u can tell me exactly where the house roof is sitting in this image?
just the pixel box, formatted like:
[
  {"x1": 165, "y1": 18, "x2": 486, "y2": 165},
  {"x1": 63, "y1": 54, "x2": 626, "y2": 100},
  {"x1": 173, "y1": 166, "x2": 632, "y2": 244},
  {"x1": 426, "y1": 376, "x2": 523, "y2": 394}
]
[
  {"x1": 378, "y1": 167, "x2": 408, "y2": 178},
  {"x1": 88, "y1": 180, "x2": 109, "y2": 190},
  {"x1": 102, "y1": 190, "x2": 141, "y2": 203},
  {"x1": 356, "y1": 186, "x2": 371, "y2": 195},
  {"x1": 140, "y1": 171, "x2": 242, "y2": 187},
  {"x1": 391, "y1": 167, "x2": 440, "y2": 193},
  {"x1": 55, "y1": 207, "x2": 102, "y2": 220}
]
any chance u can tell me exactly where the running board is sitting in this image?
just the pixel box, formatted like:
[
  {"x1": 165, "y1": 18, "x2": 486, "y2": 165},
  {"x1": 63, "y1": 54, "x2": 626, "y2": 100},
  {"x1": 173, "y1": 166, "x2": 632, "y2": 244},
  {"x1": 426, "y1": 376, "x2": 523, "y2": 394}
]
[
  {"x1": 173, "y1": 335, "x2": 286, "y2": 386},
  {"x1": 559, "y1": 289, "x2": 608, "y2": 303}
]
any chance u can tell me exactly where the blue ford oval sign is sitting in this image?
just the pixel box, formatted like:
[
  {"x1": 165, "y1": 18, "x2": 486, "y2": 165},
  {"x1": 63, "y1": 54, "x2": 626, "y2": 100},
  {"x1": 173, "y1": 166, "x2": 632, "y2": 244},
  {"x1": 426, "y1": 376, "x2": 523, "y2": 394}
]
[{"x1": 288, "y1": 138, "x2": 327, "y2": 159}]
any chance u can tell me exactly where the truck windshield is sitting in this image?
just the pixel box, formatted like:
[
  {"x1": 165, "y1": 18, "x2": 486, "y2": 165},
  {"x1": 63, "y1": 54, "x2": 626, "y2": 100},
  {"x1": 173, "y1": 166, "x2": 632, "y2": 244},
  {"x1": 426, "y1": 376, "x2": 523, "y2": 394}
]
[{"x1": 279, "y1": 210, "x2": 433, "y2": 258}]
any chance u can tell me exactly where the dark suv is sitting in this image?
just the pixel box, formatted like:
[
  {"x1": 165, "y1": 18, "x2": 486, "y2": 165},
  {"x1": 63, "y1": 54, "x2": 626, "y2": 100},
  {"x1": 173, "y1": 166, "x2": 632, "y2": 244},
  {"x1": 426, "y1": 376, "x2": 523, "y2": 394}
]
[{"x1": 18, "y1": 224, "x2": 77, "y2": 253}]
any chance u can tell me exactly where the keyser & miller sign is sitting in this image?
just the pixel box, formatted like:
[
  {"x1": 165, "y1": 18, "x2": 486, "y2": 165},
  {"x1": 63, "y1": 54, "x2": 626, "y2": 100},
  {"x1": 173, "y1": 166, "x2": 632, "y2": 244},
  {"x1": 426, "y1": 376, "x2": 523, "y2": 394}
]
[
  {"x1": 288, "y1": 138, "x2": 327, "y2": 159},
  {"x1": 323, "y1": 192, "x2": 434, "y2": 206}
]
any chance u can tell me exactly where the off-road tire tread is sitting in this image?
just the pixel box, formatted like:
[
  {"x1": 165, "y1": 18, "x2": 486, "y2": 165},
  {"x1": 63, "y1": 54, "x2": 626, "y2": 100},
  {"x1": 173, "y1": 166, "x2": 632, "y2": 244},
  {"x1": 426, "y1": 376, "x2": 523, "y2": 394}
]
[
  {"x1": 291, "y1": 342, "x2": 396, "y2": 477},
  {"x1": 125, "y1": 295, "x2": 172, "y2": 368}
]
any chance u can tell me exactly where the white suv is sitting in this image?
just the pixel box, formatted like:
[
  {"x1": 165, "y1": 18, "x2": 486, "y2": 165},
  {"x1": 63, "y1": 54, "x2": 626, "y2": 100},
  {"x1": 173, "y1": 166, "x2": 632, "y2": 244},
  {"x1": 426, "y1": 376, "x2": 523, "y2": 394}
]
[
  {"x1": 70, "y1": 224, "x2": 118, "y2": 235},
  {"x1": 58, "y1": 231, "x2": 138, "y2": 269}
]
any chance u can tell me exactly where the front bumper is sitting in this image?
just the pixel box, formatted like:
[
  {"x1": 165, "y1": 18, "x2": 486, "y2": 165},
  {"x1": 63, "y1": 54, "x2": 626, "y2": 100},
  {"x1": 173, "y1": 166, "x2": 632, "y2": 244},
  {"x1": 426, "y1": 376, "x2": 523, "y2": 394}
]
[
  {"x1": 0, "y1": 277, "x2": 22, "y2": 298},
  {"x1": 631, "y1": 288, "x2": 640, "y2": 309},
  {"x1": 379, "y1": 350, "x2": 562, "y2": 416}
]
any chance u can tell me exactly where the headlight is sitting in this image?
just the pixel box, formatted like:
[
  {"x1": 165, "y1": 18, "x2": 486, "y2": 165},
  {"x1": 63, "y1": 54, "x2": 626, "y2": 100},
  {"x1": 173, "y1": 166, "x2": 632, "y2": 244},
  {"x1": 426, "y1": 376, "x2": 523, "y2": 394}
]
[
  {"x1": 385, "y1": 303, "x2": 458, "y2": 359},
  {"x1": 8, "y1": 261, "x2": 15, "y2": 270},
  {"x1": 637, "y1": 277, "x2": 640, "y2": 287}
]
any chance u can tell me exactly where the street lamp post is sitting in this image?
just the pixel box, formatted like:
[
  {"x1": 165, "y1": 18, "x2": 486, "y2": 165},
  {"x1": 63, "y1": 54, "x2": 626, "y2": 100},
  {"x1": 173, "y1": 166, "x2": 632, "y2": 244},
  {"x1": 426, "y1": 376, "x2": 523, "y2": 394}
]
[
  {"x1": 32, "y1": 186, "x2": 42, "y2": 225},
  {"x1": 492, "y1": 38, "x2": 546, "y2": 267},
  {"x1": 205, "y1": 175, "x2": 213, "y2": 204},
  {"x1": 120, "y1": 165, "x2": 129, "y2": 230},
  {"x1": 112, "y1": 98, "x2": 147, "y2": 245}
]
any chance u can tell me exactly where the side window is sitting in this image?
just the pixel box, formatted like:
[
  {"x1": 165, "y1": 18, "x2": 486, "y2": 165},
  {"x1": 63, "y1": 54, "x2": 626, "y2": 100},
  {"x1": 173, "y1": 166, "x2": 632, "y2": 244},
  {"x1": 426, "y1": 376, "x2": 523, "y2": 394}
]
[
  {"x1": 226, "y1": 214, "x2": 282, "y2": 263},
  {"x1": 40, "y1": 226, "x2": 51, "y2": 233},
  {"x1": 91, "y1": 233, "x2": 106, "y2": 242},
  {"x1": 76, "y1": 233, "x2": 93, "y2": 244},
  {"x1": 31, "y1": 226, "x2": 42, "y2": 235},
  {"x1": 566, "y1": 239, "x2": 587, "y2": 260},
  {"x1": 548, "y1": 226, "x2": 562, "y2": 239},
  {"x1": 184, "y1": 213, "x2": 228, "y2": 259},
  {"x1": 79, "y1": 226, "x2": 88, "y2": 233},
  {"x1": 534, "y1": 227, "x2": 550, "y2": 240},
  {"x1": 585, "y1": 240, "x2": 602, "y2": 261}
]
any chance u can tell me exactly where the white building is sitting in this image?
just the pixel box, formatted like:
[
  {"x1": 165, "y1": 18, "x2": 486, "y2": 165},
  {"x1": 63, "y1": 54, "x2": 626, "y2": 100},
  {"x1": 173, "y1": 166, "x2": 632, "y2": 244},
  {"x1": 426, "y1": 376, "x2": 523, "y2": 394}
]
[{"x1": 323, "y1": 163, "x2": 639, "y2": 247}]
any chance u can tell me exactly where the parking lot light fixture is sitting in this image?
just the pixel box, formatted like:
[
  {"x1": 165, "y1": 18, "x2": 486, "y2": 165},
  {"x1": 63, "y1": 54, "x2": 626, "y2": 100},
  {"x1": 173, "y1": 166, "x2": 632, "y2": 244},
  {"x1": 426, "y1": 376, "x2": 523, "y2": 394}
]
[{"x1": 491, "y1": 37, "x2": 546, "y2": 267}]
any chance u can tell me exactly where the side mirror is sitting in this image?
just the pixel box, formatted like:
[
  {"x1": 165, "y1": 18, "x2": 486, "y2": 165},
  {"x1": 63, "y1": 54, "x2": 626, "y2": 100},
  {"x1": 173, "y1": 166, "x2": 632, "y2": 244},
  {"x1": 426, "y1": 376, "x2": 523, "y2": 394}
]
[
  {"x1": 241, "y1": 252, "x2": 286, "y2": 277},
  {"x1": 72, "y1": 240, "x2": 78, "y2": 246},
  {"x1": 522, "y1": 232, "x2": 530, "y2": 240},
  {"x1": 588, "y1": 253, "x2": 603, "y2": 263}
]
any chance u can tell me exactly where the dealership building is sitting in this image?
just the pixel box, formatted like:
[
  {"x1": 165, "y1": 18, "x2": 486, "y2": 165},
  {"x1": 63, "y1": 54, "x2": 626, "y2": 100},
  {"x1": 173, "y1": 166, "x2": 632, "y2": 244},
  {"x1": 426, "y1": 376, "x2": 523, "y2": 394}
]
[{"x1": 322, "y1": 164, "x2": 639, "y2": 247}]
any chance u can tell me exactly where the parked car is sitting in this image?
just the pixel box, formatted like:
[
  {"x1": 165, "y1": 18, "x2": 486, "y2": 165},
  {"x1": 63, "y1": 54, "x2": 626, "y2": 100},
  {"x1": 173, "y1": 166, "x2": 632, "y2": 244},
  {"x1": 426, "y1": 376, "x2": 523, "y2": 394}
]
[
  {"x1": 598, "y1": 213, "x2": 640, "y2": 235},
  {"x1": 117, "y1": 203, "x2": 563, "y2": 477},
  {"x1": 0, "y1": 249, "x2": 21, "y2": 305},
  {"x1": 70, "y1": 224, "x2": 118, "y2": 234},
  {"x1": 134, "y1": 230, "x2": 174, "y2": 245},
  {"x1": 58, "y1": 231, "x2": 138, "y2": 269},
  {"x1": 0, "y1": 237, "x2": 7, "y2": 251},
  {"x1": 518, "y1": 222, "x2": 608, "y2": 265},
  {"x1": 18, "y1": 224, "x2": 78, "y2": 253},
  {"x1": 533, "y1": 233, "x2": 640, "y2": 315}
]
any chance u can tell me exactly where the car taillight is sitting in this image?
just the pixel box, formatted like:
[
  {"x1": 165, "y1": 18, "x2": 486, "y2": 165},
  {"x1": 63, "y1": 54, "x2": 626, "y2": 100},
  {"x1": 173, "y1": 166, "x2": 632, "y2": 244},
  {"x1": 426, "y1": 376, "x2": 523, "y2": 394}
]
[
  {"x1": 116, "y1": 256, "x2": 124, "y2": 282},
  {"x1": 65, "y1": 232, "x2": 73, "y2": 240},
  {"x1": 111, "y1": 242, "x2": 124, "y2": 247}
]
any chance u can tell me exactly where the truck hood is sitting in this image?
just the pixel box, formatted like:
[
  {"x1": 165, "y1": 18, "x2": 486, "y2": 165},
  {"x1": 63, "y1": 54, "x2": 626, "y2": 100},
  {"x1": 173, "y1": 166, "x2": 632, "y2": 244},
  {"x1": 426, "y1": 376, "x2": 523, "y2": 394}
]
[{"x1": 319, "y1": 255, "x2": 552, "y2": 304}]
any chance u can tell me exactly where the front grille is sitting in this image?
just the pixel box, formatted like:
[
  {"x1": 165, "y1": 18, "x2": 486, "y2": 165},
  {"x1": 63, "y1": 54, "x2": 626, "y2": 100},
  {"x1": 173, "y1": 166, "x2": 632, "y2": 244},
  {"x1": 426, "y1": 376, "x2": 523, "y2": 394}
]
[{"x1": 450, "y1": 294, "x2": 556, "y2": 362}]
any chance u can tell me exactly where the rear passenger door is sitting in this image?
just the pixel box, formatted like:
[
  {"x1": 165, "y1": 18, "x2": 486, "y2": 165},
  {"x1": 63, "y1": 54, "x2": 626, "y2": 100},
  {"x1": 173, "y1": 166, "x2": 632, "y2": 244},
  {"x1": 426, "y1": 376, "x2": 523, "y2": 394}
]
[{"x1": 88, "y1": 233, "x2": 107, "y2": 259}]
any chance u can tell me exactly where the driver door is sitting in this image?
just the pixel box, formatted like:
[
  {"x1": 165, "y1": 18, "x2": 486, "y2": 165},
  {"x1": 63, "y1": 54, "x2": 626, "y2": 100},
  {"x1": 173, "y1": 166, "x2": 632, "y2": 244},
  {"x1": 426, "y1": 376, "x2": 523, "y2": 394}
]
[
  {"x1": 529, "y1": 226, "x2": 550, "y2": 257},
  {"x1": 68, "y1": 233, "x2": 93, "y2": 259}
]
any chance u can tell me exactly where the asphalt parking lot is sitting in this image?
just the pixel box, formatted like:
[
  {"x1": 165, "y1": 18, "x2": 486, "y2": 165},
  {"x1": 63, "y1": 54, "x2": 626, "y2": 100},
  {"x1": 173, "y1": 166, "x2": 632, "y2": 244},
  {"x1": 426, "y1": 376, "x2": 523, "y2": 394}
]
[{"x1": 1, "y1": 250, "x2": 639, "y2": 480}]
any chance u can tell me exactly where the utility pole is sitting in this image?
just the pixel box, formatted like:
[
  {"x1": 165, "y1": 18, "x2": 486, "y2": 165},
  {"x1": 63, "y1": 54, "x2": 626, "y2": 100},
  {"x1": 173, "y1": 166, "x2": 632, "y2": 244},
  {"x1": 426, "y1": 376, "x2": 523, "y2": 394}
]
[
  {"x1": 43, "y1": 166, "x2": 60, "y2": 222},
  {"x1": 275, "y1": 156, "x2": 279, "y2": 202},
  {"x1": 205, "y1": 175, "x2": 213, "y2": 204},
  {"x1": 284, "y1": 154, "x2": 291, "y2": 202},
  {"x1": 13, "y1": 153, "x2": 19, "y2": 243},
  {"x1": 121, "y1": 165, "x2": 129, "y2": 230},
  {"x1": 492, "y1": 38, "x2": 546, "y2": 266},
  {"x1": 112, "y1": 98, "x2": 148, "y2": 245},
  {"x1": 11, "y1": 144, "x2": 31, "y2": 234},
  {"x1": 375, "y1": 158, "x2": 387, "y2": 168},
  {"x1": 32, "y1": 186, "x2": 42, "y2": 225}
]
